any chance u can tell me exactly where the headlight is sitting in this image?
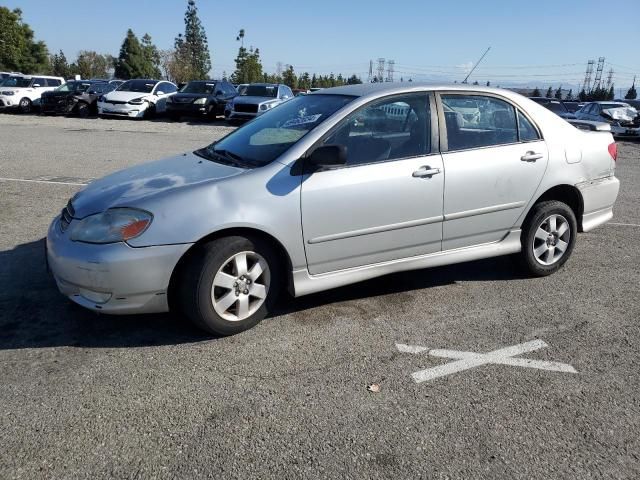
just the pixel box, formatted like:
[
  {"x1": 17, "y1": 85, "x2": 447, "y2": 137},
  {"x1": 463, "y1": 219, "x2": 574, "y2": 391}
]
[
  {"x1": 128, "y1": 97, "x2": 145, "y2": 105},
  {"x1": 193, "y1": 97, "x2": 207, "y2": 105},
  {"x1": 259, "y1": 101, "x2": 279, "y2": 111},
  {"x1": 70, "y1": 208, "x2": 153, "y2": 244}
]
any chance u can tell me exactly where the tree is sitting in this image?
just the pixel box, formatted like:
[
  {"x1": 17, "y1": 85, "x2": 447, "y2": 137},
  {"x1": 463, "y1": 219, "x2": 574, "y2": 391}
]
[
  {"x1": 173, "y1": 0, "x2": 211, "y2": 81},
  {"x1": 545, "y1": 86, "x2": 553, "y2": 98},
  {"x1": 140, "y1": 34, "x2": 161, "y2": 78},
  {"x1": 565, "y1": 89, "x2": 573, "y2": 101},
  {"x1": 0, "y1": 7, "x2": 49, "y2": 73},
  {"x1": 531, "y1": 87, "x2": 541, "y2": 97},
  {"x1": 72, "y1": 51, "x2": 114, "y2": 79},
  {"x1": 625, "y1": 81, "x2": 637, "y2": 100},
  {"x1": 607, "y1": 85, "x2": 614, "y2": 101},
  {"x1": 578, "y1": 88, "x2": 587, "y2": 102},
  {"x1": 114, "y1": 29, "x2": 146, "y2": 79},
  {"x1": 347, "y1": 74, "x2": 362, "y2": 85},
  {"x1": 554, "y1": 86, "x2": 562, "y2": 100},
  {"x1": 50, "y1": 50, "x2": 71, "y2": 78},
  {"x1": 486, "y1": 81, "x2": 491, "y2": 87},
  {"x1": 298, "y1": 72, "x2": 311, "y2": 90},
  {"x1": 230, "y1": 29, "x2": 263, "y2": 84},
  {"x1": 282, "y1": 65, "x2": 297, "y2": 88}
]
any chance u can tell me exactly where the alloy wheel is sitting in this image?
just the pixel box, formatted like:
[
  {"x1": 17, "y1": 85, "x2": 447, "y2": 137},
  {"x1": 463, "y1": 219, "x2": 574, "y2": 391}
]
[{"x1": 532, "y1": 214, "x2": 571, "y2": 266}]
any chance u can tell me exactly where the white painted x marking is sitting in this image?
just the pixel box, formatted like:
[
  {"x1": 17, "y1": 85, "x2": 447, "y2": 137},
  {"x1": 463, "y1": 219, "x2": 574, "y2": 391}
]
[{"x1": 396, "y1": 339, "x2": 577, "y2": 383}]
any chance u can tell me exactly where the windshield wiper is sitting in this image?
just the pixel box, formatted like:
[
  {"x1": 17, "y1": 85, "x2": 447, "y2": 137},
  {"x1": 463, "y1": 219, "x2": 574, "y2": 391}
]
[{"x1": 194, "y1": 148, "x2": 248, "y2": 168}]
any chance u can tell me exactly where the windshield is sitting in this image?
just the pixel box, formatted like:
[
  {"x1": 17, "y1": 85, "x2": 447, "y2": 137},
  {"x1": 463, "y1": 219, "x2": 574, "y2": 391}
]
[
  {"x1": 242, "y1": 85, "x2": 278, "y2": 97},
  {"x1": 600, "y1": 103, "x2": 628, "y2": 110},
  {"x1": 117, "y1": 80, "x2": 157, "y2": 93},
  {"x1": 544, "y1": 102, "x2": 568, "y2": 113},
  {"x1": 197, "y1": 94, "x2": 355, "y2": 168},
  {"x1": 2, "y1": 76, "x2": 31, "y2": 88},
  {"x1": 55, "y1": 81, "x2": 92, "y2": 93},
  {"x1": 180, "y1": 81, "x2": 217, "y2": 94}
]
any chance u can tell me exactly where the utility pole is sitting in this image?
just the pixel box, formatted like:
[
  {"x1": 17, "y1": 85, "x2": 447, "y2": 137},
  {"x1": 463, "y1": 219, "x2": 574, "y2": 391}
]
[
  {"x1": 593, "y1": 57, "x2": 605, "y2": 91},
  {"x1": 377, "y1": 58, "x2": 385, "y2": 83},
  {"x1": 386, "y1": 60, "x2": 395, "y2": 82},
  {"x1": 605, "y1": 68, "x2": 614, "y2": 91},
  {"x1": 582, "y1": 59, "x2": 594, "y2": 93},
  {"x1": 367, "y1": 60, "x2": 373, "y2": 83}
]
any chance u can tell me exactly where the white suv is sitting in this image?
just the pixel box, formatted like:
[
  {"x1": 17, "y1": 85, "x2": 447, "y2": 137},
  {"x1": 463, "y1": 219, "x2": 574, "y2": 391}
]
[{"x1": 0, "y1": 75, "x2": 65, "y2": 113}]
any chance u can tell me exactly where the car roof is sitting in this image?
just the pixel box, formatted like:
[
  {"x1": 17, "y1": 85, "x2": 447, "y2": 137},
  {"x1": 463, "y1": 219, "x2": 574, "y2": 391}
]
[{"x1": 248, "y1": 83, "x2": 281, "y2": 87}]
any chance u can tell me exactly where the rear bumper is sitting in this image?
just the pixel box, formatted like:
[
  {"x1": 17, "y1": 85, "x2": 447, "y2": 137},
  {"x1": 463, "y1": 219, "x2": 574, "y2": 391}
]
[
  {"x1": 577, "y1": 176, "x2": 620, "y2": 232},
  {"x1": 47, "y1": 215, "x2": 192, "y2": 314}
]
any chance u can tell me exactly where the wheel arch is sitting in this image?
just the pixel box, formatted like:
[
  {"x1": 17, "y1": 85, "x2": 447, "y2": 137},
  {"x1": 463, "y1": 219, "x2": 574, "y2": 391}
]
[
  {"x1": 523, "y1": 184, "x2": 584, "y2": 232},
  {"x1": 167, "y1": 227, "x2": 294, "y2": 310}
]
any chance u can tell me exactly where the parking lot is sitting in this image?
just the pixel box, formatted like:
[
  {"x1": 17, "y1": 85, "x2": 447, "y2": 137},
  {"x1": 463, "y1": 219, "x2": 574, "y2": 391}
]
[{"x1": 1, "y1": 113, "x2": 639, "y2": 478}]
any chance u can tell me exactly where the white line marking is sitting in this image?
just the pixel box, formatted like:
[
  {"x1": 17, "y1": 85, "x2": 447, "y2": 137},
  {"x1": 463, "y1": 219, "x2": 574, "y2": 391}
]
[
  {"x1": 0, "y1": 177, "x2": 88, "y2": 186},
  {"x1": 395, "y1": 340, "x2": 577, "y2": 383},
  {"x1": 609, "y1": 222, "x2": 640, "y2": 227}
]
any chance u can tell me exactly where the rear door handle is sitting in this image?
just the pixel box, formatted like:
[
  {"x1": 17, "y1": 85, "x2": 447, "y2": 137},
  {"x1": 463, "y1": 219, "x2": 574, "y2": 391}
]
[
  {"x1": 412, "y1": 166, "x2": 442, "y2": 178},
  {"x1": 521, "y1": 151, "x2": 543, "y2": 162}
]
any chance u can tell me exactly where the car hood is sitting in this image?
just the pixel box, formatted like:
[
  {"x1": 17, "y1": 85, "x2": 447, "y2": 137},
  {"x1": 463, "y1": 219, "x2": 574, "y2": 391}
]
[
  {"x1": 233, "y1": 95, "x2": 277, "y2": 105},
  {"x1": 173, "y1": 93, "x2": 212, "y2": 100},
  {"x1": 70, "y1": 151, "x2": 245, "y2": 218},
  {"x1": 103, "y1": 90, "x2": 153, "y2": 102}
]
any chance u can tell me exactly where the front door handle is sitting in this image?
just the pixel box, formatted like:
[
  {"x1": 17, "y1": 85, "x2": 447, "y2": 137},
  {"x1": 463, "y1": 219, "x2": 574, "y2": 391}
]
[
  {"x1": 521, "y1": 151, "x2": 543, "y2": 162},
  {"x1": 412, "y1": 166, "x2": 442, "y2": 178}
]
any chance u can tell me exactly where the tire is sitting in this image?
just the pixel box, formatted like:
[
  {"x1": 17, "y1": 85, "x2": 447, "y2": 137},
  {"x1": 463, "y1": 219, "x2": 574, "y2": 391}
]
[
  {"x1": 518, "y1": 200, "x2": 577, "y2": 276},
  {"x1": 18, "y1": 97, "x2": 32, "y2": 114},
  {"x1": 178, "y1": 236, "x2": 282, "y2": 336},
  {"x1": 169, "y1": 113, "x2": 181, "y2": 122},
  {"x1": 142, "y1": 102, "x2": 156, "y2": 119},
  {"x1": 76, "y1": 102, "x2": 90, "y2": 118}
]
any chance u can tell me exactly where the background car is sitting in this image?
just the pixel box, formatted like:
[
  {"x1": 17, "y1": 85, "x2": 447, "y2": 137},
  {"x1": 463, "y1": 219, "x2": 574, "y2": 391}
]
[
  {"x1": 97, "y1": 79, "x2": 177, "y2": 119},
  {"x1": 166, "y1": 79, "x2": 237, "y2": 121},
  {"x1": 41, "y1": 80, "x2": 117, "y2": 117},
  {"x1": 529, "y1": 97, "x2": 576, "y2": 119},
  {"x1": 574, "y1": 101, "x2": 640, "y2": 138},
  {"x1": 225, "y1": 83, "x2": 294, "y2": 124},
  {"x1": 0, "y1": 74, "x2": 65, "y2": 113},
  {"x1": 562, "y1": 101, "x2": 582, "y2": 113},
  {"x1": 615, "y1": 98, "x2": 640, "y2": 110}
]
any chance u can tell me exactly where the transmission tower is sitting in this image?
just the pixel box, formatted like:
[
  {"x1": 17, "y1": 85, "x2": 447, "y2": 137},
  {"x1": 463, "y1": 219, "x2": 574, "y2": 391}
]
[
  {"x1": 592, "y1": 57, "x2": 605, "y2": 91},
  {"x1": 377, "y1": 58, "x2": 385, "y2": 83},
  {"x1": 386, "y1": 60, "x2": 395, "y2": 82},
  {"x1": 368, "y1": 60, "x2": 373, "y2": 83},
  {"x1": 605, "y1": 68, "x2": 614, "y2": 90},
  {"x1": 582, "y1": 60, "x2": 594, "y2": 93}
]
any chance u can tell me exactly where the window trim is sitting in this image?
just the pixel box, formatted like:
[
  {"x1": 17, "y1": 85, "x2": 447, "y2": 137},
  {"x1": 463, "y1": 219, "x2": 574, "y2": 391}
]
[
  {"x1": 305, "y1": 92, "x2": 439, "y2": 171},
  {"x1": 435, "y1": 91, "x2": 543, "y2": 153}
]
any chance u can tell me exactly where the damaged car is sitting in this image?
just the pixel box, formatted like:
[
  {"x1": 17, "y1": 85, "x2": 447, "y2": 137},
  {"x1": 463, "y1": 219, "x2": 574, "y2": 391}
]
[
  {"x1": 41, "y1": 80, "x2": 117, "y2": 117},
  {"x1": 575, "y1": 101, "x2": 640, "y2": 138}
]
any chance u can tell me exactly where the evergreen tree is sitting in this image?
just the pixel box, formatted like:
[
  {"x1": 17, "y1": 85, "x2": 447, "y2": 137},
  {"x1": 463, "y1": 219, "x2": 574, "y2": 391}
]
[
  {"x1": 50, "y1": 50, "x2": 71, "y2": 78},
  {"x1": 114, "y1": 29, "x2": 146, "y2": 79},
  {"x1": 140, "y1": 34, "x2": 162, "y2": 78},
  {"x1": 565, "y1": 89, "x2": 573, "y2": 101},
  {"x1": 545, "y1": 86, "x2": 553, "y2": 98},
  {"x1": 282, "y1": 65, "x2": 297, "y2": 88},
  {"x1": 174, "y1": 0, "x2": 211, "y2": 81},
  {"x1": 347, "y1": 74, "x2": 362, "y2": 85},
  {"x1": 578, "y1": 88, "x2": 587, "y2": 102},
  {"x1": 554, "y1": 86, "x2": 562, "y2": 100},
  {"x1": 311, "y1": 74, "x2": 318, "y2": 88},
  {"x1": 298, "y1": 72, "x2": 311, "y2": 90},
  {"x1": 625, "y1": 81, "x2": 637, "y2": 100},
  {"x1": 230, "y1": 29, "x2": 263, "y2": 84},
  {"x1": 531, "y1": 87, "x2": 541, "y2": 97}
]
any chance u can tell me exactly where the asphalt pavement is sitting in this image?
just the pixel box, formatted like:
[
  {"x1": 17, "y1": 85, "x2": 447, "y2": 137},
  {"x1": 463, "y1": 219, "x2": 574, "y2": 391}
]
[{"x1": 0, "y1": 113, "x2": 639, "y2": 479}]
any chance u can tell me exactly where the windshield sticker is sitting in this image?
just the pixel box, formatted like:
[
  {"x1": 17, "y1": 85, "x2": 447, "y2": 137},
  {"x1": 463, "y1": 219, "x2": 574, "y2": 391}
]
[{"x1": 282, "y1": 114, "x2": 322, "y2": 128}]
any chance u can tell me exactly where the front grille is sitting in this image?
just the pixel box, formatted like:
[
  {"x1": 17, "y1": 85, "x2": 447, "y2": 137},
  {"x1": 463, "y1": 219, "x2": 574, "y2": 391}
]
[
  {"x1": 174, "y1": 97, "x2": 194, "y2": 104},
  {"x1": 60, "y1": 200, "x2": 75, "y2": 232},
  {"x1": 105, "y1": 100, "x2": 128, "y2": 105},
  {"x1": 234, "y1": 103, "x2": 258, "y2": 113}
]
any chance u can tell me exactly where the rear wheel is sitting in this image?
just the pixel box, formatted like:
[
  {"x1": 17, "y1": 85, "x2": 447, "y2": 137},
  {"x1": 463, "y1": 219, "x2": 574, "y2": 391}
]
[
  {"x1": 518, "y1": 200, "x2": 577, "y2": 276},
  {"x1": 169, "y1": 113, "x2": 181, "y2": 122},
  {"x1": 76, "y1": 101, "x2": 90, "y2": 118},
  {"x1": 18, "y1": 97, "x2": 32, "y2": 113},
  {"x1": 179, "y1": 236, "x2": 282, "y2": 336}
]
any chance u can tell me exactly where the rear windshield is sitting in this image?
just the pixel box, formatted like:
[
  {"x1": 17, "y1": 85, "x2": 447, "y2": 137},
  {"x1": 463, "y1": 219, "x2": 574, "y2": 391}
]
[
  {"x1": 242, "y1": 85, "x2": 278, "y2": 97},
  {"x1": 180, "y1": 81, "x2": 217, "y2": 94},
  {"x1": 600, "y1": 103, "x2": 628, "y2": 110},
  {"x1": 117, "y1": 80, "x2": 157, "y2": 93},
  {"x1": 544, "y1": 102, "x2": 568, "y2": 113}
]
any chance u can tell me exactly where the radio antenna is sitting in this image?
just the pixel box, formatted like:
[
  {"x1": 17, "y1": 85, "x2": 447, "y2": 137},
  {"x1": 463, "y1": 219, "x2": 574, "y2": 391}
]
[{"x1": 462, "y1": 47, "x2": 491, "y2": 84}]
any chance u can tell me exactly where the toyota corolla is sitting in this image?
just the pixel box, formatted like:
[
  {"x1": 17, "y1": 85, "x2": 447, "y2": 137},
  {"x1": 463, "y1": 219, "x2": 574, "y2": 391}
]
[{"x1": 47, "y1": 84, "x2": 620, "y2": 335}]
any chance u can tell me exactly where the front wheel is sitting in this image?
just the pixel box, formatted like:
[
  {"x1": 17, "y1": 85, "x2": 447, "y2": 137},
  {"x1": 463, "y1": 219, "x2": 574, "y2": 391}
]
[
  {"x1": 76, "y1": 102, "x2": 90, "y2": 118},
  {"x1": 178, "y1": 236, "x2": 282, "y2": 336},
  {"x1": 518, "y1": 200, "x2": 577, "y2": 276},
  {"x1": 18, "y1": 97, "x2": 32, "y2": 113}
]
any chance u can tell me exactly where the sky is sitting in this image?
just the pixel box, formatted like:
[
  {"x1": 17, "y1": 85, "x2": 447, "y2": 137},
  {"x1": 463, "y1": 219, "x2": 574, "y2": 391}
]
[{"x1": 5, "y1": 0, "x2": 639, "y2": 94}]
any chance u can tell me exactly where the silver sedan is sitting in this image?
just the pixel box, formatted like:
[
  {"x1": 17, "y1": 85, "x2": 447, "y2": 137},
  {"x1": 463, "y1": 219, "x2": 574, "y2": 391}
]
[{"x1": 47, "y1": 84, "x2": 620, "y2": 335}]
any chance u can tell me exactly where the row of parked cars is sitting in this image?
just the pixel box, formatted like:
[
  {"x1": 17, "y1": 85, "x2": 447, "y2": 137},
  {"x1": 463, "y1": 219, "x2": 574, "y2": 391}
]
[
  {"x1": 530, "y1": 96, "x2": 640, "y2": 138},
  {"x1": 0, "y1": 72, "x2": 298, "y2": 124}
]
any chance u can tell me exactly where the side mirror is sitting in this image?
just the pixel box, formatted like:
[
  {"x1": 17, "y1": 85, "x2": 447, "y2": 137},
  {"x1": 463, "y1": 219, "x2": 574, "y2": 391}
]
[
  {"x1": 32, "y1": 83, "x2": 41, "y2": 88},
  {"x1": 156, "y1": 91, "x2": 165, "y2": 96},
  {"x1": 307, "y1": 144, "x2": 347, "y2": 169}
]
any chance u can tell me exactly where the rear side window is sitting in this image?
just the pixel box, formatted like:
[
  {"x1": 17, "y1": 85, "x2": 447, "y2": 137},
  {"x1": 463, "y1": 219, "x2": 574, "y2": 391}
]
[
  {"x1": 517, "y1": 111, "x2": 540, "y2": 142},
  {"x1": 442, "y1": 94, "x2": 517, "y2": 151},
  {"x1": 33, "y1": 77, "x2": 47, "y2": 87},
  {"x1": 47, "y1": 79, "x2": 62, "y2": 87}
]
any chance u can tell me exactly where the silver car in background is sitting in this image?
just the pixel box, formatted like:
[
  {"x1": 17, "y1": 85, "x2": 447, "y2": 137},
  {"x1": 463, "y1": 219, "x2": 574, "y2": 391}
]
[
  {"x1": 47, "y1": 84, "x2": 620, "y2": 335},
  {"x1": 225, "y1": 83, "x2": 294, "y2": 123}
]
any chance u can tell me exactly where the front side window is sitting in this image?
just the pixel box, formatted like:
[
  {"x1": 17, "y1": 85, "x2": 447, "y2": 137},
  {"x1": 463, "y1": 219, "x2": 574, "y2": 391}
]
[
  {"x1": 197, "y1": 94, "x2": 355, "y2": 168},
  {"x1": 442, "y1": 94, "x2": 517, "y2": 151},
  {"x1": 321, "y1": 93, "x2": 431, "y2": 166},
  {"x1": 2, "y1": 76, "x2": 31, "y2": 88}
]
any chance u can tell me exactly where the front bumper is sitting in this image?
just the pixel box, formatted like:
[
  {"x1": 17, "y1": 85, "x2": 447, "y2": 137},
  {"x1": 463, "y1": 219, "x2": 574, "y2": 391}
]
[
  {"x1": 97, "y1": 101, "x2": 148, "y2": 118},
  {"x1": 47, "y1": 216, "x2": 192, "y2": 314},
  {"x1": 166, "y1": 102, "x2": 210, "y2": 116},
  {"x1": 0, "y1": 95, "x2": 18, "y2": 109}
]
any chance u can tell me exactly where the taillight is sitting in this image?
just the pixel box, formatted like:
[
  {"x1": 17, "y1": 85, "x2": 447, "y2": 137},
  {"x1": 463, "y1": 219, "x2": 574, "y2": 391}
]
[{"x1": 608, "y1": 142, "x2": 617, "y2": 162}]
